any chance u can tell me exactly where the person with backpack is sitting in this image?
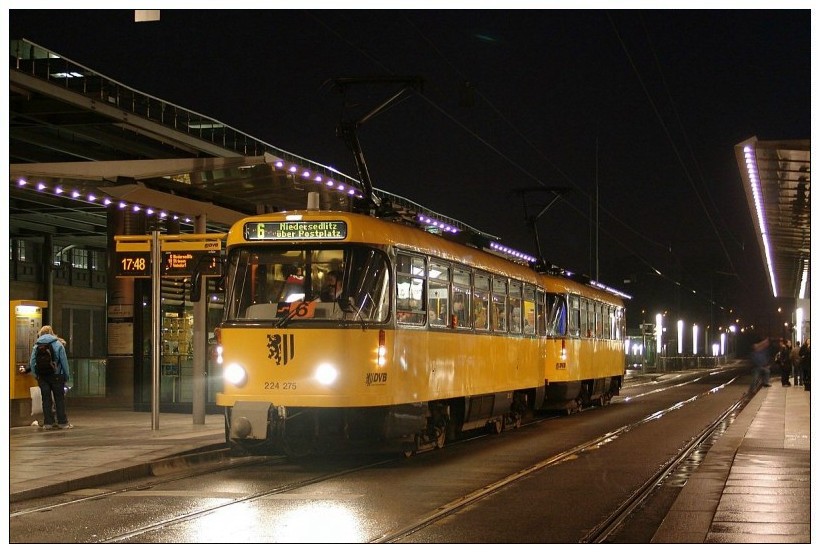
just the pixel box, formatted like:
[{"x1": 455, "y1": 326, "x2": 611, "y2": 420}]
[{"x1": 26, "y1": 325, "x2": 72, "y2": 430}]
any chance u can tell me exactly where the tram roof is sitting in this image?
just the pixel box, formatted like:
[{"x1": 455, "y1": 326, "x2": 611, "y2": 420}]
[
  {"x1": 230, "y1": 211, "x2": 627, "y2": 305},
  {"x1": 734, "y1": 138, "x2": 811, "y2": 301}
]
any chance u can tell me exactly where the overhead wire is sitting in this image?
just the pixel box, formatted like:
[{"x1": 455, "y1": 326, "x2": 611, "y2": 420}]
[
  {"x1": 638, "y1": 14, "x2": 747, "y2": 288},
  {"x1": 609, "y1": 13, "x2": 742, "y2": 286},
  {"x1": 403, "y1": 13, "x2": 732, "y2": 312},
  {"x1": 309, "y1": 10, "x2": 735, "y2": 313}
]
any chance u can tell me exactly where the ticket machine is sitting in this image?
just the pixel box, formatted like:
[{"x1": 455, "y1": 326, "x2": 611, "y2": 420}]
[{"x1": 9, "y1": 300, "x2": 47, "y2": 426}]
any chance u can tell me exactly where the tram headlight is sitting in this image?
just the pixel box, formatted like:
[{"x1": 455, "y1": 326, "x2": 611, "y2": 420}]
[
  {"x1": 315, "y1": 363, "x2": 338, "y2": 385},
  {"x1": 224, "y1": 363, "x2": 247, "y2": 386}
]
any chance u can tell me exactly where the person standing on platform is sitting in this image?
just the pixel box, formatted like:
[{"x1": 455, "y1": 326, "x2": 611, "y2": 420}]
[
  {"x1": 776, "y1": 338, "x2": 792, "y2": 386},
  {"x1": 748, "y1": 336, "x2": 771, "y2": 391},
  {"x1": 25, "y1": 325, "x2": 73, "y2": 430},
  {"x1": 799, "y1": 338, "x2": 810, "y2": 391},
  {"x1": 790, "y1": 342, "x2": 803, "y2": 386}
]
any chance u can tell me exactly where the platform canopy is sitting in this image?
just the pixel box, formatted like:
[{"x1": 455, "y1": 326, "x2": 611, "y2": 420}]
[{"x1": 735, "y1": 137, "x2": 810, "y2": 301}]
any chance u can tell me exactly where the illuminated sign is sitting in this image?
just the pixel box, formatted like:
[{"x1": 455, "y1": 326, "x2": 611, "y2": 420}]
[
  {"x1": 245, "y1": 221, "x2": 348, "y2": 241},
  {"x1": 163, "y1": 239, "x2": 222, "y2": 251},
  {"x1": 162, "y1": 251, "x2": 221, "y2": 278},
  {"x1": 116, "y1": 252, "x2": 151, "y2": 278},
  {"x1": 114, "y1": 234, "x2": 223, "y2": 278}
]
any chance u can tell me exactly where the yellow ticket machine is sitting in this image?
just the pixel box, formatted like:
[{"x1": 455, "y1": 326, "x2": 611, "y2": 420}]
[{"x1": 9, "y1": 300, "x2": 47, "y2": 427}]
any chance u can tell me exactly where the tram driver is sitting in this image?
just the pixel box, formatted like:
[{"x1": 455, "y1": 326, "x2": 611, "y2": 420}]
[{"x1": 321, "y1": 270, "x2": 344, "y2": 302}]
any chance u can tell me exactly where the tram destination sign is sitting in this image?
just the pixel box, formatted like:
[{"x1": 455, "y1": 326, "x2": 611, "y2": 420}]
[{"x1": 245, "y1": 220, "x2": 348, "y2": 241}]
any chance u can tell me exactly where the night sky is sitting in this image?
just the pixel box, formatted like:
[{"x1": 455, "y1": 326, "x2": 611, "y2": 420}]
[{"x1": 7, "y1": 7, "x2": 813, "y2": 332}]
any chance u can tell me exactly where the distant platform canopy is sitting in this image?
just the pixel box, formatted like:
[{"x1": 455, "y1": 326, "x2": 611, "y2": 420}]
[{"x1": 735, "y1": 137, "x2": 810, "y2": 300}]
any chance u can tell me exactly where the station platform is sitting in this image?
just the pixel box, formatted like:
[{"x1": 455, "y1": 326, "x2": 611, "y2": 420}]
[{"x1": 7, "y1": 374, "x2": 812, "y2": 543}]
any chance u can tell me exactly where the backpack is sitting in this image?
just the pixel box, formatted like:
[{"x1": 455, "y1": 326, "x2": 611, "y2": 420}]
[{"x1": 35, "y1": 340, "x2": 58, "y2": 376}]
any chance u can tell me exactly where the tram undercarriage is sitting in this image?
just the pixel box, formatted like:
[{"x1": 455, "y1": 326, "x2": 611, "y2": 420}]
[
  {"x1": 542, "y1": 376, "x2": 622, "y2": 414},
  {"x1": 224, "y1": 388, "x2": 537, "y2": 458}
]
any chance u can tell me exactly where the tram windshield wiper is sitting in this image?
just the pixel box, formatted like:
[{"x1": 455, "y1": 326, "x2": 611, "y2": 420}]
[
  {"x1": 273, "y1": 308, "x2": 298, "y2": 328},
  {"x1": 337, "y1": 297, "x2": 367, "y2": 330}
]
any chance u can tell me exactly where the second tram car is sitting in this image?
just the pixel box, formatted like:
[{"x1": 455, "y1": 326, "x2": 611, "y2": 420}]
[{"x1": 214, "y1": 210, "x2": 626, "y2": 456}]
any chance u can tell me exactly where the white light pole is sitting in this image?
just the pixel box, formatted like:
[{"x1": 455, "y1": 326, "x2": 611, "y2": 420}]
[
  {"x1": 677, "y1": 320, "x2": 684, "y2": 355},
  {"x1": 796, "y1": 308, "x2": 804, "y2": 345},
  {"x1": 656, "y1": 313, "x2": 663, "y2": 359},
  {"x1": 692, "y1": 324, "x2": 699, "y2": 355}
]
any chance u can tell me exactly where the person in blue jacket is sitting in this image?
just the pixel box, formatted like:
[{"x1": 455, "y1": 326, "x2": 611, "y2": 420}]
[{"x1": 26, "y1": 325, "x2": 73, "y2": 429}]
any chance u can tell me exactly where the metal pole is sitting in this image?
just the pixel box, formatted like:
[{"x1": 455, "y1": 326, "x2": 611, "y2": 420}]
[
  {"x1": 192, "y1": 215, "x2": 207, "y2": 424},
  {"x1": 151, "y1": 230, "x2": 161, "y2": 430}
]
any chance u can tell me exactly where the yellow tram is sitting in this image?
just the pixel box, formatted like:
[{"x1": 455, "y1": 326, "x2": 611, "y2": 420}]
[{"x1": 214, "y1": 210, "x2": 626, "y2": 456}]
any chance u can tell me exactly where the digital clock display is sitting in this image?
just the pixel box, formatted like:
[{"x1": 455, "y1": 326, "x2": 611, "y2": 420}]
[
  {"x1": 115, "y1": 252, "x2": 151, "y2": 278},
  {"x1": 245, "y1": 221, "x2": 348, "y2": 241}
]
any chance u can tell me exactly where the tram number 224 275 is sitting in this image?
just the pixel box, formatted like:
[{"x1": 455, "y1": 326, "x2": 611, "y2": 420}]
[{"x1": 264, "y1": 381, "x2": 297, "y2": 390}]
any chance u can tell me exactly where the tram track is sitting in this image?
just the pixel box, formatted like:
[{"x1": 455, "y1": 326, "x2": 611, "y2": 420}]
[
  {"x1": 11, "y1": 368, "x2": 746, "y2": 544},
  {"x1": 582, "y1": 386, "x2": 751, "y2": 543},
  {"x1": 374, "y1": 374, "x2": 746, "y2": 543},
  {"x1": 100, "y1": 456, "x2": 398, "y2": 543}
]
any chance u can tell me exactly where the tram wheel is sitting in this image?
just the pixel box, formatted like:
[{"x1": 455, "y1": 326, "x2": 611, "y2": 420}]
[
  {"x1": 433, "y1": 425, "x2": 447, "y2": 448},
  {"x1": 507, "y1": 413, "x2": 522, "y2": 429},
  {"x1": 488, "y1": 418, "x2": 503, "y2": 434},
  {"x1": 403, "y1": 435, "x2": 421, "y2": 458}
]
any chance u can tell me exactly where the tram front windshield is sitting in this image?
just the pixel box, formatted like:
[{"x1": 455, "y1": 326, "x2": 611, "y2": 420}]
[{"x1": 224, "y1": 245, "x2": 390, "y2": 324}]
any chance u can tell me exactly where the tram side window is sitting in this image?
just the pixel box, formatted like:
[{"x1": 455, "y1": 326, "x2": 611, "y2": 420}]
[
  {"x1": 491, "y1": 277, "x2": 507, "y2": 332},
  {"x1": 547, "y1": 293, "x2": 568, "y2": 336},
  {"x1": 427, "y1": 261, "x2": 450, "y2": 327},
  {"x1": 588, "y1": 300, "x2": 597, "y2": 338},
  {"x1": 452, "y1": 267, "x2": 471, "y2": 329},
  {"x1": 523, "y1": 285, "x2": 536, "y2": 335},
  {"x1": 589, "y1": 300, "x2": 596, "y2": 337},
  {"x1": 604, "y1": 305, "x2": 613, "y2": 339},
  {"x1": 594, "y1": 302, "x2": 604, "y2": 338},
  {"x1": 580, "y1": 298, "x2": 589, "y2": 337},
  {"x1": 615, "y1": 307, "x2": 624, "y2": 340},
  {"x1": 568, "y1": 295, "x2": 581, "y2": 337},
  {"x1": 536, "y1": 289, "x2": 547, "y2": 336},
  {"x1": 473, "y1": 273, "x2": 490, "y2": 331},
  {"x1": 396, "y1": 253, "x2": 426, "y2": 325},
  {"x1": 508, "y1": 281, "x2": 523, "y2": 334}
]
